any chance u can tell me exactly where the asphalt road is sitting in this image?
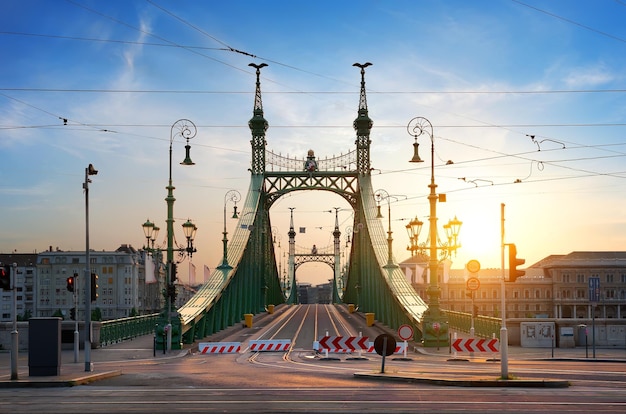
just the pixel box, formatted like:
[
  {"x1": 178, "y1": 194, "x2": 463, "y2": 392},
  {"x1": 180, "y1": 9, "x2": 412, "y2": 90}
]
[{"x1": 1, "y1": 304, "x2": 626, "y2": 413}]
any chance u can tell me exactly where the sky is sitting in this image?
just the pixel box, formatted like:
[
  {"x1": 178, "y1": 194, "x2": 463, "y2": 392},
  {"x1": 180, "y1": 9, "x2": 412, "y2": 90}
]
[{"x1": 1, "y1": 0, "x2": 625, "y2": 287}]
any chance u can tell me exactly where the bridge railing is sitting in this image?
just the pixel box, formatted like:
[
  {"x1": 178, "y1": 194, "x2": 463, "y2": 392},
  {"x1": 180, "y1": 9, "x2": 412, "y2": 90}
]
[
  {"x1": 445, "y1": 310, "x2": 502, "y2": 339},
  {"x1": 99, "y1": 313, "x2": 160, "y2": 347}
]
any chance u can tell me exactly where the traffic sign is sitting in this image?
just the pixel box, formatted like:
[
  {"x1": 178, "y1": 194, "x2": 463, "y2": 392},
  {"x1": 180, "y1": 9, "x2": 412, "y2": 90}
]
[
  {"x1": 466, "y1": 259, "x2": 481, "y2": 273},
  {"x1": 588, "y1": 277, "x2": 600, "y2": 302},
  {"x1": 466, "y1": 277, "x2": 480, "y2": 291},
  {"x1": 398, "y1": 324, "x2": 414, "y2": 341},
  {"x1": 374, "y1": 334, "x2": 397, "y2": 357}
]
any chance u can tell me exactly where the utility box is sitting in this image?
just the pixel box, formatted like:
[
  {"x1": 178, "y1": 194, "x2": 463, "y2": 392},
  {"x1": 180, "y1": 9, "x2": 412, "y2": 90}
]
[{"x1": 28, "y1": 317, "x2": 62, "y2": 376}]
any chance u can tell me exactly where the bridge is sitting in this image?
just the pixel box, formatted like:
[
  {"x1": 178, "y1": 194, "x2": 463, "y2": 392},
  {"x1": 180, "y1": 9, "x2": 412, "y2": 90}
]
[{"x1": 164, "y1": 63, "x2": 432, "y2": 349}]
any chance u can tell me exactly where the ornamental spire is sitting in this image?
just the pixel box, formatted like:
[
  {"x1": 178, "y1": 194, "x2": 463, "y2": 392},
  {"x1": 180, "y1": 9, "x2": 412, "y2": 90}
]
[
  {"x1": 248, "y1": 63, "x2": 269, "y2": 174},
  {"x1": 352, "y1": 62, "x2": 373, "y2": 174}
]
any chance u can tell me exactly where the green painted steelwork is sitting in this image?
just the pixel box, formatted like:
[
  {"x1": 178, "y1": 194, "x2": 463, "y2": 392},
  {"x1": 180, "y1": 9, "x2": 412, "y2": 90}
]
[
  {"x1": 173, "y1": 62, "x2": 433, "y2": 345},
  {"x1": 446, "y1": 310, "x2": 502, "y2": 339},
  {"x1": 99, "y1": 313, "x2": 159, "y2": 347}
]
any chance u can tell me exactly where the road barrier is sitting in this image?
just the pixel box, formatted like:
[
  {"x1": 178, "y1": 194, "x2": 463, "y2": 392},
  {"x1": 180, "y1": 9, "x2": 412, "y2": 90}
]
[
  {"x1": 249, "y1": 339, "x2": 291, "y2": 352},
  {"x1": 316, "y1": 336, "x2": 369, "y2": 353},
  {"x1": 365, "y1": 341, "x2": 407, "y2": 354},
  {"x1": 452, "y1": 338, "x2": 499, "y2": 353},
  {"x1": 199, "y1": 342, "x2": 241, "y2": 354}
]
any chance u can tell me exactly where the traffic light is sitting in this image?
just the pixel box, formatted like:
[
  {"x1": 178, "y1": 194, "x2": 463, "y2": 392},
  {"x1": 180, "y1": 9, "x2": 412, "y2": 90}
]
[
  {"x1": 70, "y1": 307, "x2": 76, "y2": 320},
  {"x1": 167, "y1": 284, "x2": 177, "y2": 303},
  {"x1": 170, "y1": 262, "x2": 177, "y2": 284},
  {"x1": 66, "y1": 275, "x2": 75, "y2": 292},
  {"x1": 508, "y1": 243, "x2": 526, "y2": 282},
  {"x1": 0, "y1": 265, "x2": 10, "y2": 290},
  {"x1": 90, "y1": 273, "x2": 99, "y2": 302},
  {"x1": 473, "y1": 305, "x2": 479, "y2": 318}
]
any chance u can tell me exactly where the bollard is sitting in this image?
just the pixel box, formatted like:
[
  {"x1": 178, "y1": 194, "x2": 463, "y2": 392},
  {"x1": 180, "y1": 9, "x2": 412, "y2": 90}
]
[
  {"x1": 267, "y1": 304, "x2": 274, "y2": 314},
  {"x1": 365, "y1": 313, "x2": 375, "y2": 327},
  {"x1": 348, "y1": 304, "x2": 355, "y2": 313},
  {"x1": 244, "y1": 314, "x2": 253, "y2": 328}
]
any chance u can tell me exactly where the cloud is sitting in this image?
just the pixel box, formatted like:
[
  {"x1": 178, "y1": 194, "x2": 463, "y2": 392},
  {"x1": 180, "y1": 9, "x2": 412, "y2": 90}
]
[{"x1": 563, "y1": 63, "x2": 615, "y2": 88}]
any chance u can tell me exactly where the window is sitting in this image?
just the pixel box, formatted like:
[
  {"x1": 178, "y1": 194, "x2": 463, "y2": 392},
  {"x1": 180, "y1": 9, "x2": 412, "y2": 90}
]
[
  {"x1": 606, "y1": 274, "x2": 614, "y2": 283},
  {"x1": 577, "y1": 274, "x2": 585, "y2": 283}
]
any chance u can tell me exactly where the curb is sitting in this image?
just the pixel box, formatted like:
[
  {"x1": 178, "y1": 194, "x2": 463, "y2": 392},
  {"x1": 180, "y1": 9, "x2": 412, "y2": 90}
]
[
  {"x1": 353, "y1": 372, "x2": 571, "y2": 388},
  {"x1": 0, "y1": 370, "x2": 122, "y2": 388}
]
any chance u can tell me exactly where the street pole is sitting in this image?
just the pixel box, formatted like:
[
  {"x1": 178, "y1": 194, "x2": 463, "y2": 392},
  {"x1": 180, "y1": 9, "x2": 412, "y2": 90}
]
[
  {"x1": 73, "y1": 274, "x2": 78, "y2": 363},
  {"x1": 500, "y1": 202, "x2": 509, "y2": 379},
  {"x1": 10, "y1": 262, "x2": 18, "y2": 380},
  {"x1": 84, "y1": 163, "x2": 97, "y2": 372}
]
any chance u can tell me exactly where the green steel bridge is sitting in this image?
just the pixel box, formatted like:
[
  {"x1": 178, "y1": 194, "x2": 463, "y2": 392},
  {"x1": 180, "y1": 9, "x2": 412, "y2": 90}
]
[{"x1": 166, "y1": 63, "x2": 434, "y2": 349}]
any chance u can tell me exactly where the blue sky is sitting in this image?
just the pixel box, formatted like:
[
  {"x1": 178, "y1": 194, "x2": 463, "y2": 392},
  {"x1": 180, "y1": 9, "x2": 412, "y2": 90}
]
[{"x1": 1, "y1": 0, "x2": 625, "y2": 286}]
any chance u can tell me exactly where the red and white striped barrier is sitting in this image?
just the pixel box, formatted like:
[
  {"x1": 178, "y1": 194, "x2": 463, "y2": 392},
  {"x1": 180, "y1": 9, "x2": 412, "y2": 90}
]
[
  {"x1": 317, "y1": 336, "x2": 369, "y2": 353},
  {"x1": 249, "y1": 339, "x2": 291, "y2": 352},
  {"x1": 365, "y1": 341, "x2": 407, "y2": 354},
  {"x1": 199, "y1": 342, "x2": 241, "y2": 354},
  {"x1": 452, "y1": 338, "x2": 499, "y2": 353}
]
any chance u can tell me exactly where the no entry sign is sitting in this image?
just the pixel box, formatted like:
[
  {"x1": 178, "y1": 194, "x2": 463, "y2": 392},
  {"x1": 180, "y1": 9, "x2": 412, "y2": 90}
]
[{"x1": 398, "y1": 324, "x2": 414, "y2": 341}]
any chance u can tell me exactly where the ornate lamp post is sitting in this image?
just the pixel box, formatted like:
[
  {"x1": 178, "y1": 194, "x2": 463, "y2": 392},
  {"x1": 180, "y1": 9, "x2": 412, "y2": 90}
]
[
  {"x1": 141, "y1": 118, "x2": 198, "y2": 351},
  {"x1": 407, "y1": 116, "x2": 462, "y2": 347},
  {"x1": 375, "y1": 189, "x2": 405, "y2": 268},
  {"x1": 218, "y1": 190, "x2": 241, "y2": 270}
]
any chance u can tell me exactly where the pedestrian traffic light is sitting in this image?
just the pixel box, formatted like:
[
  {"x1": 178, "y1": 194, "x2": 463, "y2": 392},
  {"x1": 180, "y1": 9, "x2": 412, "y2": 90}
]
[
  {"x1": 70, "y1": 307, "x2": 76, "y2": 320},
  {"x1": 66, "y1": 276, "x2": 75, "y2": 292},
  {"x1": 0, "y1": 265, "x2": 10, "y2": 290},
  {"x1": 170, "y1": 262, "x2": 177, "y2": 283},
  {"x1": 90, "y1": 273, "x2": 99, "y2": 302},
  {"x1": 473, "y1": 305, "x2": 479, "y2": 318},
  {"x1": 508, "y1": 243, "x2": 526, "y2": 282}
]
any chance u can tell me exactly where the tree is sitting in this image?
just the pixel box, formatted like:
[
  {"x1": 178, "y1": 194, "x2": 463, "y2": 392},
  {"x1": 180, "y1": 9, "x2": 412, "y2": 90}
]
[
  {"x1": 129, "y1": 307, "x2": 138, "y2": 317},
  {"x1": 52, "y1": 309, "x2": 64, "y2": 319}
]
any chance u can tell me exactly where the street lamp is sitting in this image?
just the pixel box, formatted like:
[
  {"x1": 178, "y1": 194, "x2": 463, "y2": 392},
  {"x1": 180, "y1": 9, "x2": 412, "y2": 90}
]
[
  {"x1": 374, "y1": 189, "x2": 405, "y2": 268},
  {"x1": 407, "y1": 116, "x2": 462, "y2": 348},
  {"x1": 218, "y1": 190, "x2": 241, "y2": 270},
  {"x1": 405, "y1": 216, "x2": 424, "y2": 256},
  {"x1": 141, "y1": 118, "x2": 198, "y2": 351},
  {"x1": 83, "y1": 163, "x2": 98, "y2": 372}
]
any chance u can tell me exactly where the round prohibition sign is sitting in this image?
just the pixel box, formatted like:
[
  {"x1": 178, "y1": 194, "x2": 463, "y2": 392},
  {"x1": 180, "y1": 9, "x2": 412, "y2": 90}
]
[
  {"x1": 466, "y1": 277, "x2": 480, "y2": 291},
  {"x1": 398, "y1": 324, "x2": 414, "y2": 341}
]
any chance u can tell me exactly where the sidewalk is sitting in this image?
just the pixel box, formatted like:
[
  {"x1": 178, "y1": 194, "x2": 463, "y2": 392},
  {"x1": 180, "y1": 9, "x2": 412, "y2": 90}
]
[{"x1": 0, "y1": 334, "x2": 189, "y2": 387}]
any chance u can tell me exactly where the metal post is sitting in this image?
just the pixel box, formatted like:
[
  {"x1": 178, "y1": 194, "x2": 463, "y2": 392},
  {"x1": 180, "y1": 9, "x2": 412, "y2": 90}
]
[
  {"x1": 592, "y1": 306, "x2": 596, "y2": 358},
  {"x1": 73, "y1": 275, "x2": 79, "y2": 363},
  {"x1": 500, "y1": 203, "x2": 509, "y2": 379},
  {"x1": 84, "y1": 164, "x2": 96, "y2": 372},
  {"x1": 10, "y1": 263, "x2": 18, "y2": 380}
]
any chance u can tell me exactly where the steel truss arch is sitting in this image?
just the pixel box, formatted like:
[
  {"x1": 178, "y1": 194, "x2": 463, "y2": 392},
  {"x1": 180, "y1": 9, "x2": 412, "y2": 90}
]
[
  {"x1": 294, "y1": 253, "x2": 335, "y2": 271},
  {"x1": 264, "y1": 171, "x2": 359, "y2": 208}
]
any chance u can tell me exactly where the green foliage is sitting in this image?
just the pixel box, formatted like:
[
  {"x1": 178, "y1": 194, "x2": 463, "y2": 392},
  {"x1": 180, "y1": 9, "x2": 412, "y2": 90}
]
[
  {"x1": 129, "y1": 307, "x2": 138, "y2": 317},
  {"x1": 52, "y1": 309, "x2": 64, "y2": 319},
  {"x1": 91, "y1": 307, "x2": 102, "y2": 321},
  {"x1": 17, "y1": 309, "x2": 32, "y2": 321}
]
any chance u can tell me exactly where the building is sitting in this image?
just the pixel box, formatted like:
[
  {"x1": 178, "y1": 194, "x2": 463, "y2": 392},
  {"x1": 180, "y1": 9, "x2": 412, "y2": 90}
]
[
  {"x1": 36, "y1": 245, "x2": 143, "y2": 320},
  {"x1": 400, "y1": 251, "x2": 626, "y2": 320},
  {"x1": 0, "y1": 253, "x2": 38, "y2": 322}
]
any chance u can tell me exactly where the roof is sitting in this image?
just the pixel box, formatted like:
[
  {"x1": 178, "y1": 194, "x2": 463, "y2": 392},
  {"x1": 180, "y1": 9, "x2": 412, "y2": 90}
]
[{"x1": 0, "y1": 253, "x2": 39, "y2": 267}]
